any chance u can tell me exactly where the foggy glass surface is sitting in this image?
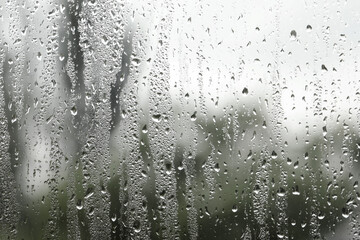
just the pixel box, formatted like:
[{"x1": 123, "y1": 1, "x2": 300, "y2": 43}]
[{"x1": 1, "y1": 0, "x2": 360, "y2": 239}]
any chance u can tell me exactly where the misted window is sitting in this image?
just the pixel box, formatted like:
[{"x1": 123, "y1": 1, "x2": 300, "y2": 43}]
[{"x1": 1, "y1": 0, "x2": 360, "y2": 239}]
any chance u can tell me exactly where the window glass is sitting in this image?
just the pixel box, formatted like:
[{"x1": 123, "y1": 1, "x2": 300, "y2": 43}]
[{"x1": 1, "y1": 0, "x2": 360, "y2": 239}]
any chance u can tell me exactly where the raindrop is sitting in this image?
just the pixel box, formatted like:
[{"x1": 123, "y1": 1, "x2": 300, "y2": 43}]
[
  {"x1": 277, "y1": 187, "x2": 286, "y2": 197},
  {"x1": 242, "y1": 87, "x2": 248, "y2": 95},
  {"x1": 133, "y1": 220, "x2": 141, "y2": 233},
  {"x1": 322, "y1": 126, "x2": 327, "y2": 136},
  {"x1": 76, "y1": 199, "x2": 83, "y2": 210},
  {"x1": 71, "y1": 106, "x2": 77, "y2": 116},
  {"x1": 152, "y1": 114, "x2": 162, "y2": 122},
  {"x1": 232, "y1": 205, "x2": 238, "y2": 213},
  {"x1": 342, "y1": 208, "x2": 350, "y2": 218},
  {"x1": 253, "y1": 185, "x2": 260, "y2": 194},
  {"x1": 37, "y1": 52, "x2": 42, "y2": 60},
  {"x1": 101, "y1": 36, "x2": 109, "y2": 45},
  {"x1": 142, "y1": 125, "x2": 148, "y2": 133},
  {"x1": 190, "y1": 111, "x2": 197, "y2": 121},
  {"x1": 165, "y1": 162, "x2": 172, "y2": 175},
  {"x1": 214, "y1": 163, "x2": 220, "y2": 172},
  {"x1": 132, "y1": 58, "x2": 141, "y2": 66}
]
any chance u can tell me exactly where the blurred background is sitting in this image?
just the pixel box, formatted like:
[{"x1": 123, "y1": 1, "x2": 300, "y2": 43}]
[{"x1": 1, "y1": 0, "x2": 360, "y2": 239}]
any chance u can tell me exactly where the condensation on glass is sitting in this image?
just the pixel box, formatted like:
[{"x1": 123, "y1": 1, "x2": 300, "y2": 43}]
[{"x1": 1, "y1": 0, "x2": 360, "y2": 239}]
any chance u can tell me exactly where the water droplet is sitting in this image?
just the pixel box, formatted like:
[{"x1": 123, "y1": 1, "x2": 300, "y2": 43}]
[
  {"x1": 177, "y1": 162, "x2": 184, "y2": 171},
  {"x1": 142, "y1": 125, "x2": 148, "y2": 133},
  {"x1": 291, "y1": 219, "x2": 296, "y2": 226},
  {"x1": 101, "y1": 36, "x2": 108, "y2": 45},
  {"x1": 76, "y1": 199, "x2": 83, "y2": 210},
  {"x1": 322, "y1": 126, "x2": 327, "y2": 136},
  {"x1": 277, "y1": 187, "x2": 286, "y2": 197},
  {"x1": 132, "y1": 58, "x2": 141, "y2": 66},
  {"x1": 232, "y1": 205, "x2": 238, "y2": 213},
  {"x1": 214, "y1": 163, "x2": 220, "y2": 172},
  {"x1": 37, "y1": 52, "x2": 42, "y2": 60},
  {"x1": 271, "y1": 151, "x2": 277, "y2": 159},
  {"x1": 152, "y1": 114, "x2": 162, "y2": 122},
  {"x1": 85, "y1": 187, "x2": 94, "y2": 199},
  {"x1": 133, "y1": 220, "x2": 141, "y2": 233},
  {"x1": 253, "y1": 184, "x2": 260, "y2": 194},
  {"x1": 165, "y1": 162, "x2": 172, "y2": 175},
  {"x1": 318, "y1": 212, "x2": 325, "y2": 220},
  {"x1": 190, "y1": 111, "x2": 197, "y2": 121},
  {"x1": 11, "y1": 114, "x2": 17, "y2": 123},
  {"x1": 71, "y1": 106, "x2": 77, "y2": 116},
  {"x1": 342, "y1": 208, "x2": 349, "y2": 218},
  {"x1": 242, "y1": 87, "x2": 248, "y2": 95}
]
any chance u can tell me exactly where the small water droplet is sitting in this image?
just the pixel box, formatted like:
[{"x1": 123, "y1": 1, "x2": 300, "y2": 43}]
[
  {"x1": 322, "y1": 126, "x2": 327, "y2": 136},
  {"x1": 85, "y1": 187, "x2": 94, "y2": 199},
  {"x1": 277, "y1": 187, "x2": 286, "y2": 197},
  {"x1": 152, "y1": 114, "x2": 162, "y2": 122},
  {"x1": 271, "y1": 151, "x2": 277, "y2": 159},
  {"x1": 321, "y1": 64, "x2": 328, "y2": 71},
  {"x1": 37, "y1": 52, "x2": 42, "y2": 60},
  {"x1": 131, "y1": 58, "x2": 141, "y2": 66},
  {"x1": 253, "y1": 185, "x2": 260, "y2": 194},
  {"x1": 121, "y1": 110, "x2": 127, "y2": 119},
  {"x1": 133, "y1": 220, "x2": 141, "y2": 233},
  {"x1": 76, "y1": 199, "x2": 83, "y2": 210},
  {"x1": 242, "y1": 87, "x2": 248, "y2": 95},
  {"x1": 101, "y1": 36, "x2": 108, "y2": 45},
  {"x1": 214, "y1": 163, "x2": 220, "y2": 172},
  {"x1": 190, "y1": 111, "x2": 197, "y2": 121},
  {"x1": 165, "y1": 162, "x2": 172, "y2": 175},
  {"x1": 46, "y1": 115, "x2": 53, "y2": 124},
  {"x1": 232, "y1": 205, "x2": 238, "y2": 213},
  {"x1": 291, "y1": 219, "x2": 296, "y2": 226},
  {"x1": 71, "y1": 106, "x2": 77, "y2": 116},
  {"x1": 142, "y1": 125, "x2": 148, "y2": 133},
  {"x1": 301, "y1": 222, "x2": 307, "y2": 228},
  {"x1": 11, "y1": 114, "x2": 17, "y2": 123}
]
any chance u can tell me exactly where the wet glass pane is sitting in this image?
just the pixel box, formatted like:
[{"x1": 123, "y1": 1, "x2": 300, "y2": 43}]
[{"x1": 1, "y1": 0, "x2": 360, "y2": 239}]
